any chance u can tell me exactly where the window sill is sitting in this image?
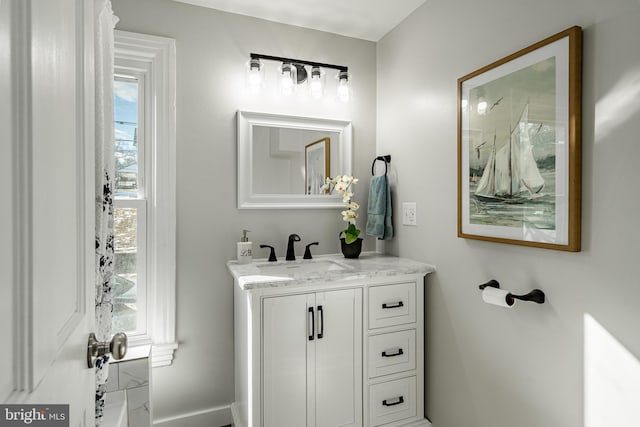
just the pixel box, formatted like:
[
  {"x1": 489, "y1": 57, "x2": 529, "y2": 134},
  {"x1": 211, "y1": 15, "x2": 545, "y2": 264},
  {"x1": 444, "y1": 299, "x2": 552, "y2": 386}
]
[
  {"x1": 124, "y1": 336, "x2": 178, "y2": 368},
  {"x1": 112, "y1": 343, "x2": 151, "y2": 363}
]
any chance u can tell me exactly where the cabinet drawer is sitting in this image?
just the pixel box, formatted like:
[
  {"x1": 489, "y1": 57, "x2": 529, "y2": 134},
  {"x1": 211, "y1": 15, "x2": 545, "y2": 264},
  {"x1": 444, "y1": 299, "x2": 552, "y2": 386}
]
[
  {"x1": 368, "y1": 376, "x2": 417, "y2": 426},
  {"x1": 368, "y1": 330, "x2": 416, "y2": 378},
  {"x1": 368, "y1": 282, "x2": 416, "y2": 329}
]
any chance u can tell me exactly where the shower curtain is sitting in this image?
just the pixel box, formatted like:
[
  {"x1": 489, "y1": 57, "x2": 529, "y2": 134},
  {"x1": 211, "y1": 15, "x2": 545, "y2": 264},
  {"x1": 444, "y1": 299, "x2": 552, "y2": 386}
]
[{"x1": 94, "y1": 0, "x2": 118, "y2": 423}]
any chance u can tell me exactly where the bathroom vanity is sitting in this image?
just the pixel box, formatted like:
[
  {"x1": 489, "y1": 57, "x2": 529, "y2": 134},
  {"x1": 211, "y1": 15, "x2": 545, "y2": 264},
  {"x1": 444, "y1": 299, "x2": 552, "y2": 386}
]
[{"x1": 227, "y1": 253, "x2": 435, "y2": 427}]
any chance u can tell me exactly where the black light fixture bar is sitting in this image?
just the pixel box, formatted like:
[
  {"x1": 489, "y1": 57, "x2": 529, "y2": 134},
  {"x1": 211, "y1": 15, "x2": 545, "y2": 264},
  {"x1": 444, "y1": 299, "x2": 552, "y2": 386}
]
[{"x1": 250, "y1": 53, "x2": 348, "y2": 73}]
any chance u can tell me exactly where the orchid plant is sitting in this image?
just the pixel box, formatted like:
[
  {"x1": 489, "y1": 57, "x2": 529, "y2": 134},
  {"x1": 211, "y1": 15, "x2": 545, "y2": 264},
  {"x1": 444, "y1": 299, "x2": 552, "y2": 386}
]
[{"x1": 321, "y1": 175, "x2": 361, "y2": 244}]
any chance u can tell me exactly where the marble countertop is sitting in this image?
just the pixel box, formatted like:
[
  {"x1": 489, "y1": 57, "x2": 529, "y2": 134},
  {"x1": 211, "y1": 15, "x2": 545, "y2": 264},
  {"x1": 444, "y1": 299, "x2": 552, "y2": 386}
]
[{"x1": 227, "y1": 252, "x2": 436, "y2": 290}]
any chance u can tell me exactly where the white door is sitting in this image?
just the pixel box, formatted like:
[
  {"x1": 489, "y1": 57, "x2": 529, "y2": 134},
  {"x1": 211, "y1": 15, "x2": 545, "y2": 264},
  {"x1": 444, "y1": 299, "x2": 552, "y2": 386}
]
[
  {"x1": 1, "y1": 0, "x2": 96, "y2": 425},
  {"x1": 262, "y1": 289, "x2": 362, "y2": 427},
  {"x1": 262, "y1": 293, "x2": 315, "y2": 427},
  {"x1": 315, "y1": 289, "x2": 362, "y2": 427}
]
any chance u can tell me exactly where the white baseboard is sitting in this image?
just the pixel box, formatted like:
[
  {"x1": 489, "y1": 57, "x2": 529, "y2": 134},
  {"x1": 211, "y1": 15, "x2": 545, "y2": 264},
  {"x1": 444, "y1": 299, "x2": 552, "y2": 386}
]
[{"x1": 154, "y1": 405, "x2": 232, "y2": 427}]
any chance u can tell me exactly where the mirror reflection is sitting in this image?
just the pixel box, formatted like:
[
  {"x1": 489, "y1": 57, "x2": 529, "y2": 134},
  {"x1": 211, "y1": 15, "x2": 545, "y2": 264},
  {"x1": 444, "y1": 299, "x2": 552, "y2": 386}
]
[
  {"x1": 252, "y1": 126, "x2": 339, "y2": 195},
  {"x1": 237, "y1": 110, "x2": 352, "y2": 209}
]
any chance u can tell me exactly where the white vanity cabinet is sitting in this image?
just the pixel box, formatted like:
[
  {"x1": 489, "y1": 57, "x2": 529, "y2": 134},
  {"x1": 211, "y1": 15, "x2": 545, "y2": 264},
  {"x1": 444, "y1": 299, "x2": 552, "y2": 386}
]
[{"x1": 228, "y1": 254, "x2": 435, "y2": 427}]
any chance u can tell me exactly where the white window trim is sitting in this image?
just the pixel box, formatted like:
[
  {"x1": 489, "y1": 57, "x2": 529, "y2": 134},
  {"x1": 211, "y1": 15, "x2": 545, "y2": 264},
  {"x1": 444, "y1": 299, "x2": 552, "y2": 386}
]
[{"x1": 115, "y1": 30, "x2": 177, "y2": 367}]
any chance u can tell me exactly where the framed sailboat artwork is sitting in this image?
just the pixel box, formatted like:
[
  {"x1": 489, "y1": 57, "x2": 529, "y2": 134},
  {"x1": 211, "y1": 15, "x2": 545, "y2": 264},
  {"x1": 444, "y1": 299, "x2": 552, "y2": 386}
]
[{"x1": 458, "y1": 26, "x2": 582, "y2": 251}]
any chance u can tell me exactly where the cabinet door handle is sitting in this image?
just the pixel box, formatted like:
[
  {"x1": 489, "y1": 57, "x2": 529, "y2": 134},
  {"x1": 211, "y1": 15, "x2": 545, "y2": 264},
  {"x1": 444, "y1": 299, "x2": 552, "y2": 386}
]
[
  {"x1": 381, "y1": 348, "x2": 404, "y2": 358},
  {"x1": 308, "y1": 307, "x2": 315, "y2": 341},
  {"x1": 317, "y1": 305, "x2": 324, "y2": 339},
  {"x1": 382, "y1": 301, "x2": 404, "y2": 309},
  {"x1": 382, "y1": 396, "x2": 404, "y2": 407}
]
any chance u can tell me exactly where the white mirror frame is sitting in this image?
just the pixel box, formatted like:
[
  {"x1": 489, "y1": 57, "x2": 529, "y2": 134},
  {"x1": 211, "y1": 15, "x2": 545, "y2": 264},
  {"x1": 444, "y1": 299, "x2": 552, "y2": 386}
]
[{"x1": 237, "y1": 110, "x2": 352, "y2": 209}]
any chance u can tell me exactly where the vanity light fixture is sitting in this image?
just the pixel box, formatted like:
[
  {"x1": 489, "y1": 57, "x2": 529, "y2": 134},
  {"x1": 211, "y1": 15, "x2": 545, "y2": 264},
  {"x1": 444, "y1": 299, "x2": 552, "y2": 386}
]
[
  {"x1": 337, "y1": 70, "x2": 350, "y2": 103},
  {"x1": 246, "y1": 58, "x2": 264, "y2": 94},
  {"x1": 247, "y1": 53, "x2": 349, "y2": 101},
  {"x1": 309, "y1": 66, "x2": 324, "y2": 99},
  {"x1": 280, "y1": 62, "x2": 296, "y2": 96}
]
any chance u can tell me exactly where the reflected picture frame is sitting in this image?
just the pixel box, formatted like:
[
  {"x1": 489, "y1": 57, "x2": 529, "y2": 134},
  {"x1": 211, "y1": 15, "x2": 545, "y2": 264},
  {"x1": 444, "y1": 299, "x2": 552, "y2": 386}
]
[
  {"x1": 305, "y1": 137, "x2": 330, "y2": 195},
  {"x1": 457, "y1": 26, "x2": 582, "y2": 251}
]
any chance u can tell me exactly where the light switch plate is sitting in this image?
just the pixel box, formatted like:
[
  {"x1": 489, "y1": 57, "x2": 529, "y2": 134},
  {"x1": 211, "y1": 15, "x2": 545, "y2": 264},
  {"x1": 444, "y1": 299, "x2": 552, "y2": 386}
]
[{"x1": 402, "y1": 202, "x2": 417, "y2": 226}]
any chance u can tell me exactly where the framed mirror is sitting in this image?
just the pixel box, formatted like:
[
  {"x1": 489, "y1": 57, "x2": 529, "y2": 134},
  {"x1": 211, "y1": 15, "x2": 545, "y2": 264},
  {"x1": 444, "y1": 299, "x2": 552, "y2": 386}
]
[{"x1": 237, "y1": 110, "x2": 352, "y2": 209}]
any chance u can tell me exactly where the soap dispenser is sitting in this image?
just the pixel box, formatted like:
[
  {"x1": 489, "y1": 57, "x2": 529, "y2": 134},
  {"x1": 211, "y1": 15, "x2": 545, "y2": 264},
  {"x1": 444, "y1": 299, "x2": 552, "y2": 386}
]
[{"x1": 237, "y1": 229, "x2": 253, "y2": 264}]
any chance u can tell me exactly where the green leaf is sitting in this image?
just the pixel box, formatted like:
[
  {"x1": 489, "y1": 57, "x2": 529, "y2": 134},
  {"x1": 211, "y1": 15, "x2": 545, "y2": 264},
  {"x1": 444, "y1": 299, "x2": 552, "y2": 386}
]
[
  {"x1": 345, "y1": 223, "x2": 357, "y2": 235},
  {"x1": 344, "y1": 223, "x2": 360, "y2": 244}
]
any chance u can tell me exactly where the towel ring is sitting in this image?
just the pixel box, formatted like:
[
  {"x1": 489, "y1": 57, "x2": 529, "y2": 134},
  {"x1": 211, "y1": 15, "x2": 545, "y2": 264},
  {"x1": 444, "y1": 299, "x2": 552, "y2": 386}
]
[{"x1": 371, "y1": 155, "x2": 391, "y2": 176}]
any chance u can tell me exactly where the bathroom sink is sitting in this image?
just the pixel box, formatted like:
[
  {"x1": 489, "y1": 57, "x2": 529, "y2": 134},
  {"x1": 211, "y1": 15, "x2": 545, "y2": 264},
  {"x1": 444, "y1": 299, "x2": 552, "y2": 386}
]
[{"x1": 254, "y1": 259, "x2": 352, "y2": 277}]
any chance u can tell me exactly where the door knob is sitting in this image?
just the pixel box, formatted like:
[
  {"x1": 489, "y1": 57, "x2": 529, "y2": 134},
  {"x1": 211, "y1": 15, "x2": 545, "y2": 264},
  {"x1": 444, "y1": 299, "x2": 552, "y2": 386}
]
[{"x1": 87, "y1": 332, "x2": 128, "y2": 368}]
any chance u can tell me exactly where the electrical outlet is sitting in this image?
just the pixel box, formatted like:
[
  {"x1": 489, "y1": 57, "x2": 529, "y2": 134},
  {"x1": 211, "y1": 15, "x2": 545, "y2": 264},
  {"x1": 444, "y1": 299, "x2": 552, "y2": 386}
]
[{"x1": 402, "y1": 202, "x2": 417, "y2": 226}]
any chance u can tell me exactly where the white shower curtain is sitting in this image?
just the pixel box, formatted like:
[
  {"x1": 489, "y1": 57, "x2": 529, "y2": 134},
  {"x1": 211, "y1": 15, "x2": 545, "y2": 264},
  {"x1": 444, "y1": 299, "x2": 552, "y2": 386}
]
[{"x1": 94, "y1": 0, "x2": 118, "y2": 423}]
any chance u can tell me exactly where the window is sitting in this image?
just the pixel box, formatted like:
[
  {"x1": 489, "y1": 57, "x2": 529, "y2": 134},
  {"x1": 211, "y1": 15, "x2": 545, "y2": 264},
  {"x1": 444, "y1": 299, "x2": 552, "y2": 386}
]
[
  {"x1": 113, "y1": 75, "x2": 147, "y2": 336},
  {"x1": 113, "y1": 30, "x2": 177, "y2": 367}
]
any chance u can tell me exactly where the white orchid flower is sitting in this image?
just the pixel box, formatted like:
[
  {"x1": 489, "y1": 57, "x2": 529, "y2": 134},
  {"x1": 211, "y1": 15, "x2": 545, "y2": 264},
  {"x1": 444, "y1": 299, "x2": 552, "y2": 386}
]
[
  {"x1": 332, "y1": 174, "x2": 360, "y2": 237},
  {"x1": 341, "y1": 209, "x2": 357, "y2": 222}
]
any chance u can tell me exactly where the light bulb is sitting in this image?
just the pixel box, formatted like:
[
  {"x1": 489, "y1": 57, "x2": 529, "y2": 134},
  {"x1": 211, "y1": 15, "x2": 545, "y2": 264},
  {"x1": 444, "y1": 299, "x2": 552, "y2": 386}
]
[
  {"x1": 309, "y1": 66, "x2": 323, "y2": 99},
  {"x1": 246, "y1": 58, "x2": 263, "y2": 94},
  {"x1": 248, "y1": 70, "x2": 261, "y2": 94},
  {"x1": 337, "y1": 71, "x2": 350, "y2": 102},
  {"x1": 281, "y1": 73, "x2": 293, "y2": 95},
  {"x1": 310, "y1": 78, "x2": 322, "y2": 98},
  {"x1": 280, "y1": 63, "x2": 294, "y2": 96}
]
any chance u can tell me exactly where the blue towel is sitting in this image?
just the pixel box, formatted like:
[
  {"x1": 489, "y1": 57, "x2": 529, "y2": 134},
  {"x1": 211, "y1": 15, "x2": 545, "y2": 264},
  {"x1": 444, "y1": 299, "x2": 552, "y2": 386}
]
[{"x1": 366, "y1": 175, "x2": 393, "y2": 240}]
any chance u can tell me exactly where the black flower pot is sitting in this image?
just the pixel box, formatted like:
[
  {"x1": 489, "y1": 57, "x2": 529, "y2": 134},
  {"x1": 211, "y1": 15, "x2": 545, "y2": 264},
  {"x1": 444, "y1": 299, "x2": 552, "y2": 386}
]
[{"x1": 340, "y1": 237, "x2": 362, "y2": 259}]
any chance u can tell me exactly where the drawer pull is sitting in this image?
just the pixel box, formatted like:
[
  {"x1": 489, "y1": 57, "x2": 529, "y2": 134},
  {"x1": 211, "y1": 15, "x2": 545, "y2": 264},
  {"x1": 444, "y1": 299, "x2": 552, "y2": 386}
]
[
  {"x1": 382, "y1": 301, "x2": 404, "y2": 309},
  {"x1": 381, "y1": 348, "x2": 404, "y2": 358},
  {"x1": 382, "y1": 396, "x2": 404, "y2": 407}
]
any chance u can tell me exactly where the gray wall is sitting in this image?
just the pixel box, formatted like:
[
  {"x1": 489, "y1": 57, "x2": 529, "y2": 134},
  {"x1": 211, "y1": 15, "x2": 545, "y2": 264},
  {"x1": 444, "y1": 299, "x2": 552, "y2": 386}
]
[
  {"x1": 377, "y1": 0, "x2": 640, "y2": 426},
  {"x1": 111, "y1": 0, "x2": 376, "y2": 421},
  {"x1": 112, "y1": 0, "x2": 640, "y2": 425}
]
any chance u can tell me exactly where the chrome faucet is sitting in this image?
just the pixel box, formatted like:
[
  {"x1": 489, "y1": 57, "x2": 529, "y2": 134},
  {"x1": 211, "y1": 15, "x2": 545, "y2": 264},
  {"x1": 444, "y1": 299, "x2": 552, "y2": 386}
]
[{"x1": 286, "y1": 234, "x2": 301, "y2": 261}]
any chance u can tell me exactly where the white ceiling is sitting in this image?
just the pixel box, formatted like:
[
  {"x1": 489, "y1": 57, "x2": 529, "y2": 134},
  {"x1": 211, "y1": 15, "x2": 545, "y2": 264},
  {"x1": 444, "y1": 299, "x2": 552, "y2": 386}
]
[{"x1": 172, "y1": 0, "x2": 428, "y2": 41}]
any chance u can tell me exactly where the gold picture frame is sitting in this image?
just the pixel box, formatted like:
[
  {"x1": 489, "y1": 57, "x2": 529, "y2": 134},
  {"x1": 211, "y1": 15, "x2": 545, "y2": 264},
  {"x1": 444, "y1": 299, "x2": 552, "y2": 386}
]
[
  {"x1": 457, "y1": 26, "x2": 582, "y2": 251},
  {"x1": 305, "y1": 137, "x2": 330, "y2": 195}
]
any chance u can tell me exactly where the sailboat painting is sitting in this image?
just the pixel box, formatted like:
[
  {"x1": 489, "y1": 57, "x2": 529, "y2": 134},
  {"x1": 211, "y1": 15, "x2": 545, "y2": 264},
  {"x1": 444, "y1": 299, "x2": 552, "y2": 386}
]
[
  {"x1": 467, "y1": 57, "x2": 557, "y2": 229},
  {"x1": 458, "y1": 26, "x2": 582, "y2": 251},
  {"x1": 474, "y1": 103, "x2": 548, "y2": 204}
]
